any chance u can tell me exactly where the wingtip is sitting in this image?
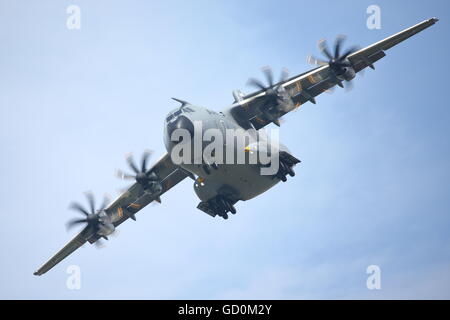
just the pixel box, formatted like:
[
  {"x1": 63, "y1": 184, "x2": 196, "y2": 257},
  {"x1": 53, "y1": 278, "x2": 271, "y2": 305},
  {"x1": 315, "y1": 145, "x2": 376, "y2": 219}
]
[
  {"x1": 431, "y1": 17, "x2": 439, "y2": 23},
  {"x1": 33, "y1": 271, "x2": 41, "y2": 276}
]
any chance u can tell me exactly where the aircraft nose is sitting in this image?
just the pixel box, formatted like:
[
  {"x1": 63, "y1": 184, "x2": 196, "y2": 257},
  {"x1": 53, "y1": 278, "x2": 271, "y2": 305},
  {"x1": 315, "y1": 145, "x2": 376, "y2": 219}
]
[{"x1": 167, "y1": 115, "x2": 195, "y2": 143}]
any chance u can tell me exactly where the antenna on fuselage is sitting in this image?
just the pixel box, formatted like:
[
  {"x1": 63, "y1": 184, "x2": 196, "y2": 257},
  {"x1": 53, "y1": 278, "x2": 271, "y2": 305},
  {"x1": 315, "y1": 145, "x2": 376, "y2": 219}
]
[{"x1": 171, "y1": 97, "x2": 190, "y2": 107}]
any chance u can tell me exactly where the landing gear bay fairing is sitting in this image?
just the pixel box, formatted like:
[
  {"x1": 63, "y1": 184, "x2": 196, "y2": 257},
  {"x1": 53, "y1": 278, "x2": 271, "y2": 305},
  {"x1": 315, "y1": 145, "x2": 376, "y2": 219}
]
[{"x1": 34, "y1": 18, "x2": 438, "y2": 276}]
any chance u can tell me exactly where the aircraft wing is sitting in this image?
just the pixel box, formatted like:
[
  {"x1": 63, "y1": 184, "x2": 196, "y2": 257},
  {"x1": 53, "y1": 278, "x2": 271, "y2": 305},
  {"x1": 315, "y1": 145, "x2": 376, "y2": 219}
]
[
  {"x1": 101, "y1": 153, "x2": 191, "y2": 230},
  {"x1": 231, "y1": 18, "x2": 438, "y2": 129},
  {"x1": 33, "y1": 229, "x2": 89, "y2": 276},
  {"x1": 34, "y1": 153, "x2": 189, "y2": 276}
]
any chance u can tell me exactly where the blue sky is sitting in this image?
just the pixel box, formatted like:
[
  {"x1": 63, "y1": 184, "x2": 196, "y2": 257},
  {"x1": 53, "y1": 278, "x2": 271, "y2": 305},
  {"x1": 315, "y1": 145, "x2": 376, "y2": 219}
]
[{"x1": 0, "y1": 0, "x2": 449, "y2": 299}]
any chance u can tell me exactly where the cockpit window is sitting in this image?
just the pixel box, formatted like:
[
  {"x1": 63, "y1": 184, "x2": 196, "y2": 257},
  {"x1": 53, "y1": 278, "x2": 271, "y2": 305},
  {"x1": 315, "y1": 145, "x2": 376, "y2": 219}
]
[{"x1": 166, "y1": 106, "x2": 195, "y2": 123}]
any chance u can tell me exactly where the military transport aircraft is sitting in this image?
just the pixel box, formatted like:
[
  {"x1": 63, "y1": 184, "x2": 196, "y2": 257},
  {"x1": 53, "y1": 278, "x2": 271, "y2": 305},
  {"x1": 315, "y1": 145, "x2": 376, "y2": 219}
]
[{"x1": 34, "y1": 18, "x2": 438, "y2": 276}]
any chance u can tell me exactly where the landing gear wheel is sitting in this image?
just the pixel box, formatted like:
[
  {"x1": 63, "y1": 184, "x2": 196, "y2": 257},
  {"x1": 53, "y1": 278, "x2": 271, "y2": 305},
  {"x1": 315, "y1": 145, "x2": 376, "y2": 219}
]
[
  {"x1": 209, "y1": 195, "x2": 237, "y2": 219},
  {"x1": 274, "y1": 154, "x2": 299, "y2": 182}
]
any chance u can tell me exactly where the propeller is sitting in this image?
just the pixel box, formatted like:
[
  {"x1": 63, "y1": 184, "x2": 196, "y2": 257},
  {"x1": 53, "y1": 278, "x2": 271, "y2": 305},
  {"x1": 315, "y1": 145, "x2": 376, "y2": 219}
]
[
  {"x1": 308, "y1": 35, "x2": 359, "y2": 90},
  {"x1": 67, "y1": 192, "x2": 111, "y2": 233},
  {"x1": 116, "y1": 150, "x2": 159, "y2": 188},
  {"x1": 247, "y1": 66, "x2": 293, "y2": 124}
]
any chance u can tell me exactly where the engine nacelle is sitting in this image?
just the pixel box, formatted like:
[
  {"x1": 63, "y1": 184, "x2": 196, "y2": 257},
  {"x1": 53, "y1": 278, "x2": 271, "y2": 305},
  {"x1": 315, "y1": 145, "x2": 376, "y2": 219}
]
[
  {"x1": 97, "y1": 211, "x2": 115, "y2": 236},
  {"x1": 337, "y1": 66, "x2": 356, "y2": 81}
]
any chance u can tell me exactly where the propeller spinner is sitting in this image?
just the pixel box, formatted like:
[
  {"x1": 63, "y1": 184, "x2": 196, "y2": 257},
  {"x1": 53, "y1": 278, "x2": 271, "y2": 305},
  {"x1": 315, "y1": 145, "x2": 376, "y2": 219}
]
[
  {"x1": 116, "y1": 150, "x2": 163, "y2": 207},
  {"x1": 308, "y1": 35, "x2": 359, "y2": 90},
  {"x1": 67, "y1": 192, "x2": 115, "y2": 246},
  {"x1": 116, "y1": 150, "x2": 159, "y2": 187},
  {"x1": 247, "y1": 66, "x2": 293, "y2": 125}
]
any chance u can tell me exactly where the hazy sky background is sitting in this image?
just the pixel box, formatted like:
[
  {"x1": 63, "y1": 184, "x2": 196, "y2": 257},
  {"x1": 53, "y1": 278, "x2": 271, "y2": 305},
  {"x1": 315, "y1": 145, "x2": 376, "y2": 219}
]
[{"x1": 0, "y1": 0, "x2": 449, "y2": 299}]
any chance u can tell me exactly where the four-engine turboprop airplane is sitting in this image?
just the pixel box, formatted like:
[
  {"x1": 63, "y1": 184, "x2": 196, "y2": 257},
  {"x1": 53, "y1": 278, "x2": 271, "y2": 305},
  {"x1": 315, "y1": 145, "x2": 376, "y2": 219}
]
[{"x1": 34, "y1": 18, "x2": 438, "y2": 276}]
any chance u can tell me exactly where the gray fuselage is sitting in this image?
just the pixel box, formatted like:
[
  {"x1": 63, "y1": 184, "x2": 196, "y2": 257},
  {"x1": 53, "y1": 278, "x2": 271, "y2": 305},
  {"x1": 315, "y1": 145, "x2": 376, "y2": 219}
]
[{"x1": 163, "y1": 104, "x2": 286, "y2": 203}]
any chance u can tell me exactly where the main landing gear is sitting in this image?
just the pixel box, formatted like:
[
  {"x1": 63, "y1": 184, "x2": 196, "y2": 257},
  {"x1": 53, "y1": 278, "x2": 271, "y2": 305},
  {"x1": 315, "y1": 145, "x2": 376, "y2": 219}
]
[
  {"x1": 197, "y1": 195, "x2": 237, "y2": 220},
  {"x1": 274, "y1": 151, "x2": 301, "y2": 182}
]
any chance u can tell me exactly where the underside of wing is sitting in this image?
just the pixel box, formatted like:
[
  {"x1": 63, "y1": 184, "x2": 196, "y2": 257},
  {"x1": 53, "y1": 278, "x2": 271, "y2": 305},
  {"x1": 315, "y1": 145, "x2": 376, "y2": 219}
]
[
  {"x1": 34, "y1": 152, "x2": 189, "y2": 275},
  {"x1": 100, "y1": 153, "x2": 189, "y2": 232},
  {"x1": 34, "y1": 230, "x2": 88, "y2": 276},
  {"x1": 228, "y1": 18, "x2": 438, "y2": 130}
]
